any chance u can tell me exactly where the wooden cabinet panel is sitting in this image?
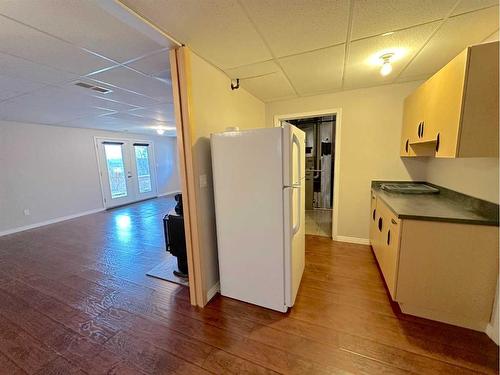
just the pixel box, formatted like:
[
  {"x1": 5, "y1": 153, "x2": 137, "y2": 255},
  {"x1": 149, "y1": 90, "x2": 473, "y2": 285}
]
[
  {"x1": 399, "y1": 41, "x2": 499, "y2": 158},
  {"x1": 428, "y1": 49, "x2": 468, "y2": 157},
  {"x1": 458, "y1": 41, "x2": 499, "y2": 157},
  {"x1": 369, "y1": 195, "x2": 401, "y2": 300},
  {"x1": 370, "y1": 190, "x2": 498, "y2": 330},
  {"x1": 376, "y1": 200, "x2": 401, "y2": 299},
  {"x1": 369, "y1": 192, "x2": 378, "y2": 245},
  {"x1": 400, "y1": 83, "x2": 428, "y2": 157},
  {"x1": 397, "y1": 220, "x2": 499, "y2": 331}
]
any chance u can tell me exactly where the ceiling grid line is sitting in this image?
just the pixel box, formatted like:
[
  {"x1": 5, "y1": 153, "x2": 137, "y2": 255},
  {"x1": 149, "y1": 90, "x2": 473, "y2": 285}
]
[
  {"x1": 0, "y1": 0, "x2": 498, "y2": 133},
  {"x1": 0, "y1": 13, "x2": 117, "y2": 66},
  {"x1": 236, "y1": 0, "x2": 300, "y2": 96},
  {"x1": 394, "y1": 0, "x2": 463, "y2": 81},
  {"x1": 340, "y1": 0, "x2": 356, "y2": 89}
]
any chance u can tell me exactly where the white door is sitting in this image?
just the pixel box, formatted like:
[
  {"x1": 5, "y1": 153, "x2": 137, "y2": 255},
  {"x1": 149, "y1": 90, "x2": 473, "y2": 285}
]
[
  {"x1": 96, "y1": 138, "x2": 157, "y2": 208},
  {"x1": 283, "y1": 123, "x2": 306, "y2": 307},
  {"x1": 131, "y1": 142, "x2": 157, "y2": 201}
]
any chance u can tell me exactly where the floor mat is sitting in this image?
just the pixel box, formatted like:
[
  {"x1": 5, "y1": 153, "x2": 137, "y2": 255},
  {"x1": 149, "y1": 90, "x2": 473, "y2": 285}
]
[{"x1": 146, "y1": 256, "x2": 189, "y2": 287}]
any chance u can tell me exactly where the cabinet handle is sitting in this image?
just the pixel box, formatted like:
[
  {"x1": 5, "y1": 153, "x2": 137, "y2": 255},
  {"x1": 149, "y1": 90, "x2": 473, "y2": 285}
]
[
  {"x1": 405, "y1": 139, "x2": 409, "y2": 153},
  {"x1": 435, "y1": 133, "x2": 440, "y2": 153},
  {"x1": 417, "y1": 122, "x2": 421, "y2": 138},
  {"x1": 387, "y1": 230, "x2": 391, "y2": 245},
  {"x1": 378, "y1": 217, "x2": 383, "y2": 232},
  {"x1": 372, "y1": 209, "x2": 376, "y2": 221},
  {"x1": 421, "y1": 122, "x2": 424, "y2": 138},
  {"x1": 391, "y1": 219, "x2": 397, "y2": 225}
]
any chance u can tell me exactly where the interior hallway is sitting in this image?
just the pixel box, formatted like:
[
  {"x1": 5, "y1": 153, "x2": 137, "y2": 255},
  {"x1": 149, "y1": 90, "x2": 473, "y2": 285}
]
[
  {"x1": 0, "y1": 198, "x2": 497, "y2": 374},
  {"x1": 305, "y1": 209, "x2": 332, "y2": 237}
]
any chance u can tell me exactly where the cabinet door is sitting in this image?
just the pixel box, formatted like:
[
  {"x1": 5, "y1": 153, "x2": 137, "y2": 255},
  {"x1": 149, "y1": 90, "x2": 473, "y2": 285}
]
[
  {"x1": 400, "y1": 83, "x2": 428, "y2": 156},
  {"x1": 426, "y1": 49, "x2": 468, "y2": 157},
  {"x1": 372, "y1": 199, "x2": 401, "y2": 300},
  {"x1": 372, "y1": 200, "x2": 385, "y2": 268},
  {"x1": 369, "y1": 192, "x2": 378, "y2": 245},
  {"x1": 383, "y1": 211, "x2": 401, "y2": 299}
]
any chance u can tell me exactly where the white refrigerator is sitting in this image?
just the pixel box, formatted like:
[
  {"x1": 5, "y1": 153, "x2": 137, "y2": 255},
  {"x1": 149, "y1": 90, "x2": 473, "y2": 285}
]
[{"x1": 211, "y1": 123, "x2": 305, "y2": 312}]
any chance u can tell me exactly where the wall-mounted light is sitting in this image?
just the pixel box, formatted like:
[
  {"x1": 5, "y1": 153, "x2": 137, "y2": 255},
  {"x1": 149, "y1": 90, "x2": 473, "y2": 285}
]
[{"x1": 379, "y1": 53, "x2": 395, "y2": 76}]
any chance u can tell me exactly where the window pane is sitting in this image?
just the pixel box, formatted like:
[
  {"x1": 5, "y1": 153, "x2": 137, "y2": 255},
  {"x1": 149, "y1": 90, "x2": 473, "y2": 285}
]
[
  {"x1": 134, "y1": 146, "x2": 152, "y2": 193},
  {"x1": 104, "y1": 144, "x2": 128, "y2": 199}
]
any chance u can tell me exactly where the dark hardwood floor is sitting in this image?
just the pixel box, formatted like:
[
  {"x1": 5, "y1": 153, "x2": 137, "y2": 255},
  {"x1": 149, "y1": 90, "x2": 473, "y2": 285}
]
[{"x1": 0, "y1": 196, "x2": 497, "y2": 374}]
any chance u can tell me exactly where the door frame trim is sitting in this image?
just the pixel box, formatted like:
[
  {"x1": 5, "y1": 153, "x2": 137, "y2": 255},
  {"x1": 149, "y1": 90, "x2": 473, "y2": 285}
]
[
  {"x1": 94, "y1": 136, "x2": 159, "y2": 209},
  {"x1": 273, "y1": 109, "x2": 342, "y2": 240},
  {"x1": 170, "y1": 47, "x2": 205, "y2": 307}
]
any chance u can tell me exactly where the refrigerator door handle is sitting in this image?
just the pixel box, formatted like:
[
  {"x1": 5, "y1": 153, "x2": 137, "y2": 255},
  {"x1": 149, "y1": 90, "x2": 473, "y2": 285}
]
[
  {"x1": 292, "y1": 133, "x2": 302, "y2": 186},
  {"x1": 292, "y1": 185, "x2": 301, "y2": 235}
]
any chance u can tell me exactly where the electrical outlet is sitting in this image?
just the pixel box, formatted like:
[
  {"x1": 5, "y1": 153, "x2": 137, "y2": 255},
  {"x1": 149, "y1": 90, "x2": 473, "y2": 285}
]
[{"x1": 23, "y1": 209, "x2": 30, "y2": 216}]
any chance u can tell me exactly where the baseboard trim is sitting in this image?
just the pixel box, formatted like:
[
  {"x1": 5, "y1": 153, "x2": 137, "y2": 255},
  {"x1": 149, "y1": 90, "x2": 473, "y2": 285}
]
[
  {"x1": 334, "y1": 235, "x2": 370, "y2": 245},
  {"x1": 486, "y1": 322, "x2": 499, "y2": 345},
  {"x1": 0, "y1": 208, "x2": 105, "y2": 237},
  {"x1": 206, "y1": 282, "x2": 220, "y2": 302},
  {"x1": 158, "y1": 190, "x2": 181, "y2": 197}
]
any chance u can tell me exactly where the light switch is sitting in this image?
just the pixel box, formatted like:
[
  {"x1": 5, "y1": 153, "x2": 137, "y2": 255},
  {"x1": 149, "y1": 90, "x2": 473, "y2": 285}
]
[{"x1": 199, "y1": 174, "x2": 207, "y2": 188}]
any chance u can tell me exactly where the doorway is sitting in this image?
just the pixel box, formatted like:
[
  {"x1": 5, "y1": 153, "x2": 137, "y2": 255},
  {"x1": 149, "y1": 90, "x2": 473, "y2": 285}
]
[
  {"x1": 288, "y1": 116, "x2": 335, "y2": 237},
  {"x1": 275, "y1": 109, "x2": 341, "y2": 239},
  {"x1": 95, "y1": 138, "x2": 158, "y2": 209}
]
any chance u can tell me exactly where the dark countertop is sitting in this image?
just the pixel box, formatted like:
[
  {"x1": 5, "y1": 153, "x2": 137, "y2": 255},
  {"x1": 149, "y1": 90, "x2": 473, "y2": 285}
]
[{"x1": 372, "y1": 181, "x2": 499, "y2": 226}]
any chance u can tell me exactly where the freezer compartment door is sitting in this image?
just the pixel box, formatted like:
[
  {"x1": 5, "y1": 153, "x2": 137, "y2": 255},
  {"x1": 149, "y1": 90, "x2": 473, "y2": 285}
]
[
  {"x1": 283, "y1": 122, "x2": 306, "y2": 187},
  {"x1": 284, "y1": 184, "x2": 305, "y2": 307}
]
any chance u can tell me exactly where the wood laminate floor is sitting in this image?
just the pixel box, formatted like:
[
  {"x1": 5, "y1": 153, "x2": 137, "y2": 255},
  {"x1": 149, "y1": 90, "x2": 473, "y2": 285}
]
[
  {"x1": 0, "y1": 197, "x2": 497, "y2": 374},
  {"x1": 305, "y1": 209, "x2": 332, "y2": 237}
]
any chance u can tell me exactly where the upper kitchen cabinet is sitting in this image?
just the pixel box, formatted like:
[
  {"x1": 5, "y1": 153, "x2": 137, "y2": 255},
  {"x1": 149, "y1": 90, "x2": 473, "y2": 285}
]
[{"x1": 400, "y1": 41, "x2": 499, "y2": 158}]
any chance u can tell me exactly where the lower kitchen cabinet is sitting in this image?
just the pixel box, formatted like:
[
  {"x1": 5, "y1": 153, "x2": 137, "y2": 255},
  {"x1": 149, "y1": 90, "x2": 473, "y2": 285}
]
[{"x1": 369, "y1": 193, "x2": 499, "y2": 331}]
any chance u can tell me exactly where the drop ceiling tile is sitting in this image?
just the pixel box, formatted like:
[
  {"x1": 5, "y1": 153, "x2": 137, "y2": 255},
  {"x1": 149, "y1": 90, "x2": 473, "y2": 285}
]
[
  {"x1": 344, "y1": 22, "x2": 438, "y2": 89},
  {"x1": 351, "y1": 0, "x2": 456, "y2": 40},
  {"x1": 0, "y1": 75, "x2": 47, "y2": 102},
  {"x1": 120, "y1": 0, "x2": 272, "y2": 69},
  {"x1": 225, "y1": 61, "x2": 295, "y2": 100},
  {"x1": 0, "y1": 86, "x2": 114, "y2": 124},
  {"x1": 125, "y1": 50, "x2": 171, "y2": 78},
  {"x1": 483, "y1": 29, "x2": 499, "y2": 43},
  {"x1": 0, "y1": 0, "x2": 169, "y2": 63},
  {"x1": 400, "y1": 6, "x2": 499, "y2": 79},
  {"x1": 279, "y1": 45, "x2": 345, "y2": 95},
  {"x1": 87, "y1": 66, "x2": 172, "y2": 102},
  {"x1": 224, "y1": 60, "x2": 280, "y2": 79},
  {"x1": 231, "y1": 69, "x2": 296, "y2": 102},
  {"x1": 452, "y1": 0, "x2": 499, "y2": 15},
  {"x1": 0, "y1": 15, "x2": 114, "y2": 76},
  {"x1": 92, "y1": 85, "x2": 163, "y2": 108},
  {"x1": 99, "y1": 112, "x2": 176, "y2": 130},
  {"x1": 241, "y1": 0, "x2": 349, "y2": 57},
  {"x1": 0, "y1": 51, "x2": 78, "y2": 85},
  {"x1": 127, "y1": 103, "x2": 175, "y2": 122}
]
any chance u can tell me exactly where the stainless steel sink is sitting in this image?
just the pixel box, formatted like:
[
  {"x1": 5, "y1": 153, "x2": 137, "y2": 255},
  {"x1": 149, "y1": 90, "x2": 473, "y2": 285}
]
[{"x1": 380, "y1": 183, "x2": 439, "y2": 194}]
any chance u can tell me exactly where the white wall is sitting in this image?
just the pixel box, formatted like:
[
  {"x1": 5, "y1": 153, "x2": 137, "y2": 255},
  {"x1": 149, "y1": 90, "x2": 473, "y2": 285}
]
[
  {"x1": 424, "y1": 158, "x2": 499, "y2": 203},
  {"x1": 266, "y1": 82, "x2": 427, "y2": 240},
  {"x1": 185, "y1": 49, "x2": 266, "y2": 299},
  {"x1": 0, "y1": 120, "x2": 180, "y2": 234}
]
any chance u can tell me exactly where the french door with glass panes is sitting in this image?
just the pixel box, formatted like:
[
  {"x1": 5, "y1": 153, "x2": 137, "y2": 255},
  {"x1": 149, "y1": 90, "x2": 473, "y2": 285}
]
[{"x1": 96, "y1": 138, "x2": 157, "y2": 208}]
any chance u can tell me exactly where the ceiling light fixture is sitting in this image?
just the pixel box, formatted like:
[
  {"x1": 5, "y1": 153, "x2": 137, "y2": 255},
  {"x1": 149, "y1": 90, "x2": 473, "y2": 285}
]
[{"x1": 379, "y1": 53, "x2": 394, "y2": 76}]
